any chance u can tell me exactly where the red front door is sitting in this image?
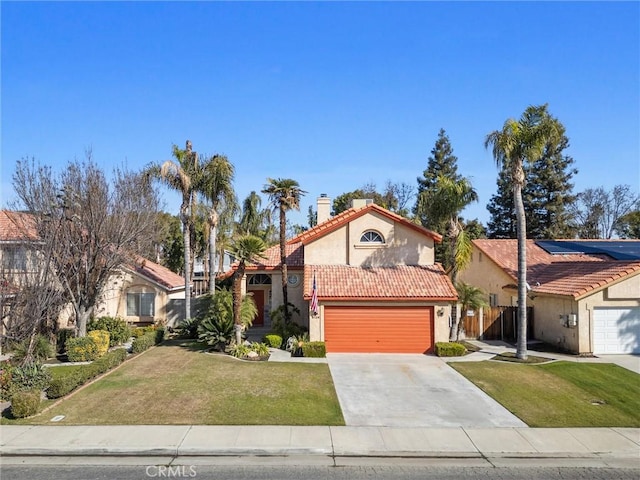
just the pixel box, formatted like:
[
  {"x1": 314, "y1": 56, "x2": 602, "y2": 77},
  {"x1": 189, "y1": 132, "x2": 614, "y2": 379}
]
[{"x1": 250, "y1": 290, "x2": 265, "y2": 326}]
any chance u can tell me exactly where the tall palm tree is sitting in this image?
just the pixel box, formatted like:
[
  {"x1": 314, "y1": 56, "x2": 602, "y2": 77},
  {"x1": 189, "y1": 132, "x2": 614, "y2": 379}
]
[
  {"x1": 485, "y1": 104, "x2": 561, "y2": 359},
  {"x1": 155, "y1": 140, "x2": 199, "y2": 320},
  {"x1": 229, "y1": 234, "x2": 267, "y2": 344},
  {"x1": 199, "y1": 154, "x2": 236, "y2": 294},
  {"x1": 419, "y1": 175, "x2": 478, "y2": 339},
  {"x1": 455, "y1": 282, "x2": 488, "y2": 341},
  {"x1": 262, "y1": 178, "x2": 306, "y2": 323}
]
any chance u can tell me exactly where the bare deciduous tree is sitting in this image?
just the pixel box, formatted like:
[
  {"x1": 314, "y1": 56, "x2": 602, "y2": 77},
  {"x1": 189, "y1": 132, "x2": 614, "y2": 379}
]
[
  {"x1": 11, "y1": 154, "x2": 160, "y2": 337},
  {"x1": 572, "y1": 185, "x2": 640, "y2": 239}
]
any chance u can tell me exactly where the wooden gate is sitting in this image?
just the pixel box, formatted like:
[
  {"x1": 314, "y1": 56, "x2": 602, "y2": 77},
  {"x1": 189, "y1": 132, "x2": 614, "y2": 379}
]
[{"x1": 481, "y1": 306, "x2": 534, "y2": 342}]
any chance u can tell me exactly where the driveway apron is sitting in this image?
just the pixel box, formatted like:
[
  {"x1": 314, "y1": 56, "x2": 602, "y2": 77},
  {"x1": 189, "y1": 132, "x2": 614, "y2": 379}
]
[{"x1": 327, "y1": 353, "x2": 527, "y2": 428}]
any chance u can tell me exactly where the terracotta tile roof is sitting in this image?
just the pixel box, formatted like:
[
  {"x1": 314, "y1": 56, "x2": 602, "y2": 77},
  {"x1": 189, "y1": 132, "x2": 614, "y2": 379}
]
[
  {"x1": 245, "y1": 242, "x2": 304, "y2": 270},
  {"x1": 1, "y1": 210, "x2": 184, "y2": 291},
  {"x1": 473, "y1": 239, "x2": 640, "y2": 299},
  {"x1": 303, "y1": 264, "x2": 457, "y2": 301},
  {"x1": 289, "y1": 203, "x2": 442, "y2": 246},
  {"x1": 0, "y1": 210, "x2": 38, "y2": 242},
  {"x1": 130, "y1": 257, "x2": 185, "y2": 291}
]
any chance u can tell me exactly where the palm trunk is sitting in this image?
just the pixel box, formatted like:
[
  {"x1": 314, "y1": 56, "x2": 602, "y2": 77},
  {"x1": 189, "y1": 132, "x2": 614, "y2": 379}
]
[
  {"x1": 232, "y1": 264, "x2": 245, "y2": 345},
  {"x1": 448, "y1": 218, "x2": 461, "y2": 341},
  {"x1": 208, "y1": 217, "x2": 217, "y2": 295},
  {"x1": 513, "y1": 176, "x2": 528, "y2": 360},
  {"x1": 182, "y1": 212, "x2": 192, "y2": 321},
  {"x1": 279, "y1": 205, "x2": 289, "y2": 323}
]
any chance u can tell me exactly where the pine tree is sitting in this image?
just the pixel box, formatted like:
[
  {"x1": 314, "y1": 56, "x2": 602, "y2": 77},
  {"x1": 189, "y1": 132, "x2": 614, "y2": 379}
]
[
  {"x1": 525, "y1": 131, "x2": 578, "y2": 238},
  {"x1": 414, "y1": 129, "x2": 462, "y2": 229},
  {"x1": 486, "y1": 165, "x2": 517, "y2": 239},
  {"x1": 487, "y1": 129, "x2": 577, "y2": 239}
]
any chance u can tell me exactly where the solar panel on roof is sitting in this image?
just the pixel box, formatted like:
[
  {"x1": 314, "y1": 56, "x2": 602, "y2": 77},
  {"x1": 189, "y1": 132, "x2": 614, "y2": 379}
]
[{"x1": 536, "y1": 240, "x2": 640, "y2": 261}]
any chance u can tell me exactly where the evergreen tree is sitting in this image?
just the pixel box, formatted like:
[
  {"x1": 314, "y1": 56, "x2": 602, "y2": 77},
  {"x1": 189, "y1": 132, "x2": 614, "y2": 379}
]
[
  {"x1": 415, "y1": 129, "x2": 462, "y2": 230},
  {"x1": 487, "y1": 128, "x2": 577, "y2": 239},
  {"x1": 486, "y1": 165, "x2": 517, "y2": 239},
  {"x1": 526, "y1": 129, "x2": 578, "y2": 238}
]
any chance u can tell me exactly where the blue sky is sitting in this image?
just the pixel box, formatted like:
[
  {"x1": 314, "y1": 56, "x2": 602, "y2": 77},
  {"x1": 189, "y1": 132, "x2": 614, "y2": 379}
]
[{"x1": 2, "y1": 1, "x2": 638, "y2": 228}]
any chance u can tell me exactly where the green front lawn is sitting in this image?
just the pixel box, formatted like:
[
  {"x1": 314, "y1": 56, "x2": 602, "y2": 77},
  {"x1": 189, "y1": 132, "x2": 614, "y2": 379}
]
[
  {"x1": 3, "y1": 340, "x2": 344, "y2": 426},
  {"x1": 451, "y1": 361, "x2": 640, "y2": 427}
]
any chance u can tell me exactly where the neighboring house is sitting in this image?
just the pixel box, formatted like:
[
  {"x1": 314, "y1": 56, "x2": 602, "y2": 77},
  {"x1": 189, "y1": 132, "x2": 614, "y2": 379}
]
[
  {"x1": 241, "y1": 197, "x2": 457, "y2": 354},
  {"x1": 0, "y1": 210, "x2": 186, "y2": 333},
  {"x1": 459, "y1": 239, "x2": 640, "y2": 355}
]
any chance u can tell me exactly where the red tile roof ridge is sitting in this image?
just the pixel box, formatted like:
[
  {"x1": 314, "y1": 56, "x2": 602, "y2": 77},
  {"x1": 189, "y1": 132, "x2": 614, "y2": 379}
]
[{"x1": 288, "y1": 203, "x2": 442, "y2": 245}]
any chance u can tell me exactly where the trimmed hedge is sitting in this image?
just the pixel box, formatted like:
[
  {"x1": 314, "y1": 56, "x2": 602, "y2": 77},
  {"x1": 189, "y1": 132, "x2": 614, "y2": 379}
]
[
  {"x1": 66, "y1": 336, "x2": 99, "y2": 362},
  {"x1": 435, "y1": 342, "x2": 467, "y2": 357},
  {"x1": 131, "y1": 327, "x2": 164, "y2": 354},
  {"x1": 301, "y1": 341, "x2": 326, "y2": 358},
  {"x1": 47, "y1": 348, "x2": 128, "y2": 399},
  {"x1": 10, "y1": 389, "x2": 41, "y2": 418},
  {"x1": 263, "y1": 334, "x2": 283, "y2": 349}
]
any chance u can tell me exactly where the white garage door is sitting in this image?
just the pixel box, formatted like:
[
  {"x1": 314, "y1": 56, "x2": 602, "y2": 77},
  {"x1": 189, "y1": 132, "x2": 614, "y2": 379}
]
[{"x1": 593, "y1": 307, "x2": 640, "y2": 354}]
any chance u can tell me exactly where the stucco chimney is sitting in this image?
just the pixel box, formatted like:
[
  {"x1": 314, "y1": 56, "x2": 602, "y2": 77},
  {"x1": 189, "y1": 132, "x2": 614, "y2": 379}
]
[
  {"x1": 351, "y1": 198, "x2": 373, "y2": 209},
  {"x1": 317, "y1": 194, "x2": 331, "y2": 224}
]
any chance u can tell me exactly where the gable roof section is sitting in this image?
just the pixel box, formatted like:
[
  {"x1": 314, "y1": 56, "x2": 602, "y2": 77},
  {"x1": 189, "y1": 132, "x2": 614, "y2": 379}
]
[
  {"x1": 129, "y1": 258, "x2": 185, "y2": 291},
  {"x1": 289, "y1": 203, "x2": 442, "y2": 246},
  {"x1": 0, "y1": 210, "x2": 39, "y2": 242},
  {"x1": 245, "y1": 242, "x2": 304, "y2": 270},
  {"x1": 303, "y1": 264, "x2": 457, "y2": 301},
  {"x1": 473, "y1": 239, "x2": 640, "y2": 299}
]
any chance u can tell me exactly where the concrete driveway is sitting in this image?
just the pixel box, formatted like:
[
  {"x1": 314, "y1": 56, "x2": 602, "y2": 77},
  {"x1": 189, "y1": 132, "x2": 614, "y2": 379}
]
[{"x1": 327, "y1": 353, "x2": 527, "y2": 428}]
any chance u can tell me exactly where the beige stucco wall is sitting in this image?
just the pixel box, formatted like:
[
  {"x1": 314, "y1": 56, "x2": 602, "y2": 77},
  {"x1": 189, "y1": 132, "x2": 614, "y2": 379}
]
[
  {"x1": 95, "y1": 270, "x2": 175, "y2": 325},
  {"x1": 305, "y1": 213, "x2": 435, "y2": 267},
  {"x1": 458, "y1": 247, "x2": 515, "y2": 305}
]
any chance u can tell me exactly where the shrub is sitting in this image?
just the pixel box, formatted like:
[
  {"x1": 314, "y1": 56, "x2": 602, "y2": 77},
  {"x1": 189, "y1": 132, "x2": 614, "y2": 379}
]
[
  {"x1": 197, "y1": 289, "x2": 256, "y2": 350},
  {"x1": 10, "y1": 334, "x2": 54, "y2": 364},
  {"x1": 250, "y1": 342, "x2": 270, "y2": 357},
  {"x1": 435, "y1": 342, "x2": 467, "y2": 357},
  {"x1": 301, "y1": 341, "x2": 326, "y2": 358},
  {"x1": 270, "y1": 303, "x2": 307, "y2": 340},
  {"x1": 88, "y1": 316, "x2": 131, "y2": 346},
  {"x1": 10, "y1": 389, "x2": 41, "y2": 418},
  {"x1": 175, "y1": 318, "x2": 201, "y2": 339},
  {"x1": 47, "y1": 372, "x2": 83, "y2": 399},
  {"x1": 154, "y1": 327, "x2": 165, "y2": 344},
  {"x1": 131, "y1": 331, "x2": 155, "y2": 354},
  {"x1": 56, "y1": 329, "x2": 75, "y2": 355},
  {"x1": 227, "y1": 343, "x2": 250, "y2": 359},
  {"x1": 47, "y1": 348, "x2": 127, "y2": 399},
  {"x1": 263, "y1": 334, "x2": 283, "y2": 349},
  {"x1": 286, "y1": 333, "x2": 309, "y2": 356},
  {"x1": 66, "y1": 336, "x2": 99, "y2": 362},
  {"x1": 131, "y1": 327, "x2": 148, "y2": 338},
  {"x1": 87, "y1": 330, "x2": 110, "y2": 357},
  {"x1": 1, "y1": 362, "x2": 51, "y2": 401}
]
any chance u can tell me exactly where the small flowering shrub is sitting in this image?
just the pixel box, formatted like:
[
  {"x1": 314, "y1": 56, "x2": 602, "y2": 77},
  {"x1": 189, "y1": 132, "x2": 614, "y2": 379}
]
[
  {"x1": 87, "y1": 330, "x2": 110, "y2": 357},
  {"x1": 66, "y1": 336, "x2": 99, "y2": 362}
]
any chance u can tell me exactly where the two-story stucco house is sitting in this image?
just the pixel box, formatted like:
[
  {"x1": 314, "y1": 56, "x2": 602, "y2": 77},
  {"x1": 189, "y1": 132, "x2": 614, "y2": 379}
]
[
  {"x1": 459, "y1": 239, "x2": 640, "y2": 355},
  {"x1": 0, "y1": 210, "x2": 186, "y2": 334},
  {"x1": 241, "y1": 196, "x2": 457, "y2": 354}
]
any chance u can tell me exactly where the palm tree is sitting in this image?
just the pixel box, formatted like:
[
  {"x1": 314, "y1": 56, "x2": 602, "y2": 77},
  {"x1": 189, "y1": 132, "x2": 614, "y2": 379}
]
[
  {"x1": 199, "y1": 154, "x2": 236, "y2": 294},
  {"x1": 262, "y1": 178, "x2": 306, "y2": 323},
  {"x1": 485, "y1": 104, "x2": 561, "y2": 359},
  {"x1": 455, "y1": 282, "x2": 488, "y2": 341},
  {"x1": 154, "y1": 140, "x2": 199, "y2": 320},
  {"x1": 229, "y1": 234, "x2": 267, "y2": 344},
  {"x1": 419, "y1": 175, "x2": 478, "y2": 339}
]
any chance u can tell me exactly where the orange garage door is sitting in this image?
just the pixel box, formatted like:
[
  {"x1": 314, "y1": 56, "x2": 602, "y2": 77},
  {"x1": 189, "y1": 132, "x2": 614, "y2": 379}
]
[{"x1": 324, "y1": 305, "x2": 434, "y2": 353}]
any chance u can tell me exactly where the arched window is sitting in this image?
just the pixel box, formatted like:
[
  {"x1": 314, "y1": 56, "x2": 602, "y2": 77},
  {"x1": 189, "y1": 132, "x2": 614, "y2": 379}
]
[{"x1": 360, "y1": 230, "x2": 384, "y2": 244}]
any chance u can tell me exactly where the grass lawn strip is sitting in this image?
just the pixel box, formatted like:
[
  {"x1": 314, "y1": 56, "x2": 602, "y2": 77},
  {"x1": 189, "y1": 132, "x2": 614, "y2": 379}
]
[
  {"x1": 450, "y1": 361, "x2": 640, "y2": 427},
  {"x1": 4, "y1": 340, "x2": 344, "y2": 426}
]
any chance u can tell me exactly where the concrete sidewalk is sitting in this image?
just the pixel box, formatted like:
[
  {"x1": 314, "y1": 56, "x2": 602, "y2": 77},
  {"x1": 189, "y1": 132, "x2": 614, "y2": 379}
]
[{"x1": 1, "y1": 425, "x2": 638, "y2": 462}]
